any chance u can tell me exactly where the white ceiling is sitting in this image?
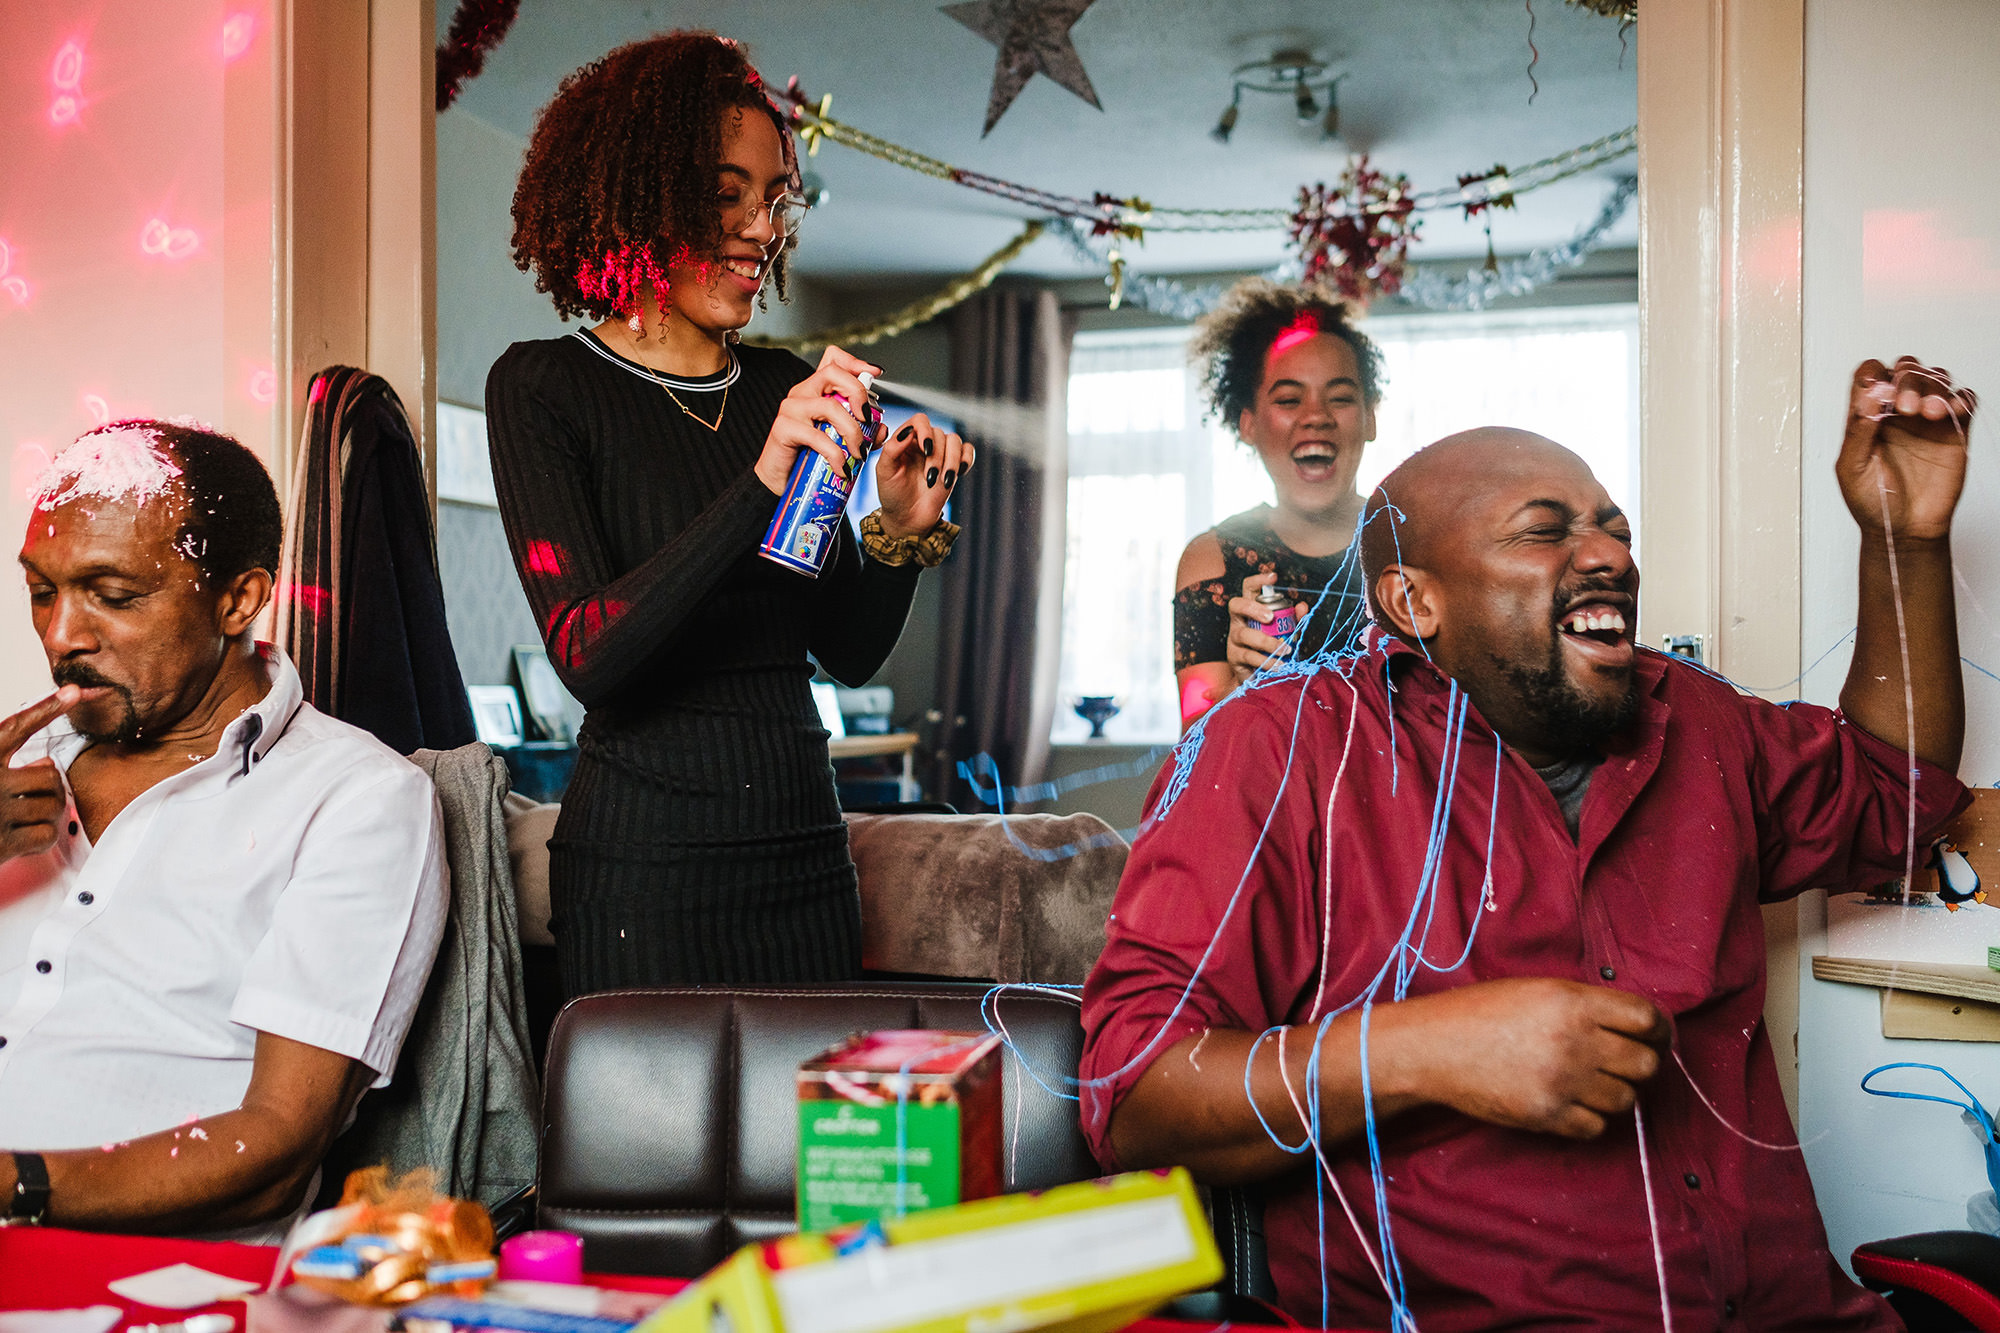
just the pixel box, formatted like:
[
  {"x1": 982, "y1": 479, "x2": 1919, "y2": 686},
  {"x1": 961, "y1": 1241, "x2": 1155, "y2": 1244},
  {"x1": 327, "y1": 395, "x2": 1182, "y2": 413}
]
[{"x1": 444, "y1": 0, "x2": 1638, "y2": 279}]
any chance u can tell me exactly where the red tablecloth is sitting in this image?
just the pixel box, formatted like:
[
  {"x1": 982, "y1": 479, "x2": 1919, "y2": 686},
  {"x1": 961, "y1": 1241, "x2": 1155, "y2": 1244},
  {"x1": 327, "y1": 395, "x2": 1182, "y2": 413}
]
[{"x1": 0, "y1": 1229, "x2": 1336, "y2": 1332}]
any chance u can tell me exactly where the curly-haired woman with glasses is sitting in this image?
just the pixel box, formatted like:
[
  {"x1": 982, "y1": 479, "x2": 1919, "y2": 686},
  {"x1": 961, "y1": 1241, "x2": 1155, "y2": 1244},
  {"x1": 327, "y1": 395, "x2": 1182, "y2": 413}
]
[{"x1": 486, "y1": 31, "x2": 971, "y2": 996}]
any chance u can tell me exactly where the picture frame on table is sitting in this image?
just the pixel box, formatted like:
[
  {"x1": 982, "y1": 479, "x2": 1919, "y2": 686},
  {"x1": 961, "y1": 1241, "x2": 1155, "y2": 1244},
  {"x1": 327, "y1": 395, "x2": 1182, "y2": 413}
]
[
  {"x1": 467, "y1": 686, "x2": 524, "y2": 748},
  {"x1": 512, "y1": 643, "x2": 573, "y2": 743}
]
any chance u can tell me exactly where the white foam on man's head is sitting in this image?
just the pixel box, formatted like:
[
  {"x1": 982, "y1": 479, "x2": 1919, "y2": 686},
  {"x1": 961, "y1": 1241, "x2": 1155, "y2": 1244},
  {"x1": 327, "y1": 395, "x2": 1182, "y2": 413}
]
[{"x1": 34, "y1": 423, "x2": 185, "y2": 513}]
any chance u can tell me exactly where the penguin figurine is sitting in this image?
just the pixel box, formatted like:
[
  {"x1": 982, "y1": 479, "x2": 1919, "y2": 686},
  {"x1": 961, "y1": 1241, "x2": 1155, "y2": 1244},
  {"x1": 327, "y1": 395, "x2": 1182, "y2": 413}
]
[{"x1": 1928, "y1": 838, "x2": 1985, "y2": 911}]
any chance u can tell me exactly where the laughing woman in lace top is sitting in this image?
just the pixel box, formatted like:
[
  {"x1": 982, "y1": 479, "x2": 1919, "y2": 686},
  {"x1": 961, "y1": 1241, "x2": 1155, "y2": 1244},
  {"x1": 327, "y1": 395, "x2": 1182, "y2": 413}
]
[
  {"x1": 1173, "y1": 281, "x2": 1384, "y2": 730},
  {"x1": 485, "y1": 33, "x2": 969, "y2": 996}
]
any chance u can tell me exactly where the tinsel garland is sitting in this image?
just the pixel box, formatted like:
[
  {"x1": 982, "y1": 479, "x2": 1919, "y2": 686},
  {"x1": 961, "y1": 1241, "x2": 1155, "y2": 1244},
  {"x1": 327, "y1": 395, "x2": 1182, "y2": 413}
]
[
  {"x1": 1395, "y1": 175, "x2": 1635, "y2": 311},
  {"x1": 1047, "y1": 175, "x2": 1633, "y2": 320},
  {"x1": 732, "y1": 175, "x2": 1630, "y2": 351},
  {"x1": 743, "y1": 221, "x2": 1044, "y2": 352},
  {"x1": 774, "y1": 77, "x2": 1634, "y2": 239},
  {"x1": 436, "y1": 0, "x2": 521, "y2": 112}
]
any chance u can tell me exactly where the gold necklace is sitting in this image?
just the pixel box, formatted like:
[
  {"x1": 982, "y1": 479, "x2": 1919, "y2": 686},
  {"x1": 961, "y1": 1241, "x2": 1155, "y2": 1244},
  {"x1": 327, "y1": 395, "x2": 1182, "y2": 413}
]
[
  {"x1": 658, "y1": 376, "x2": 729, "y2": 432},
  {"x1": 613, "y1": 323, "x2": 733, "y2": 431}
]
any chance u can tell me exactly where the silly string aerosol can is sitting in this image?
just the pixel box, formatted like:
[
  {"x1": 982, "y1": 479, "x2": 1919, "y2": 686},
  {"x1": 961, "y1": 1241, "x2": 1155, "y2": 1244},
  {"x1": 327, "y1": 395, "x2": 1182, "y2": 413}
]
[
  {"x1": 760, "y1": 372, "x2": 880, "y2": 577},
  {"x1": 1257, "y1": 583, "x2": 1300, "y2": 643}
]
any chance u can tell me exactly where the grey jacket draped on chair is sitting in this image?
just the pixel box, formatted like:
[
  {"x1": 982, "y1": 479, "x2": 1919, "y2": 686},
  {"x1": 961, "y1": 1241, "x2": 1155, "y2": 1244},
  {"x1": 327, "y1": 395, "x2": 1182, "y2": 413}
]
[{"x1": 319, "y1": 743, "x2": 539, "y2": 1205}]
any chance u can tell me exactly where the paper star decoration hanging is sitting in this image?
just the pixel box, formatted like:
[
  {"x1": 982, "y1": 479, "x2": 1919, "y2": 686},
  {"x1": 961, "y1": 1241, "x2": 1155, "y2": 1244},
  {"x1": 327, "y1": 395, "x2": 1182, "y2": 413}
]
[{"x1": 941, "y1": 0, "x2": 1102, "y2": 136}]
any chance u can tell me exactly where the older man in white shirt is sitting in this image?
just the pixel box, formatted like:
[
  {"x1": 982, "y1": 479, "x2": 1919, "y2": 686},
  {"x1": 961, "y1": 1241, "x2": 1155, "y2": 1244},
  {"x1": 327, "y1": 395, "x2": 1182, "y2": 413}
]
[{"x1": 0, "y1": 418, "x2": 445, "y2": 1240}]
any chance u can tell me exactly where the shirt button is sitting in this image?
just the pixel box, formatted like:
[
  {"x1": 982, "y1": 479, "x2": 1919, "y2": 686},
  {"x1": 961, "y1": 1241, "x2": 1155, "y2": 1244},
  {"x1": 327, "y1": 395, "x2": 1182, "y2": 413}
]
[
  {"x1": 0, "y1": 1037, "x2": 7, "y2": 1049},
  {"x1": 1599, "y1": 965, "x2": 1617, "y2": 980},
  {"x1": 76, "y1": 892, "x2": 93, "y2": 906},
  {"x1": 1724, "y1": 1299, "x2": 1738, "y2": 1317},
  {"x1": 1683, "y1": 1172, "x2": 1700, "y2": 1189},
  {"x1": 67, "y1": 821, "x2": 78, "y2": 836},
  {"x1": 34, "y1": 960, "x2": 51, "y2": 974}
]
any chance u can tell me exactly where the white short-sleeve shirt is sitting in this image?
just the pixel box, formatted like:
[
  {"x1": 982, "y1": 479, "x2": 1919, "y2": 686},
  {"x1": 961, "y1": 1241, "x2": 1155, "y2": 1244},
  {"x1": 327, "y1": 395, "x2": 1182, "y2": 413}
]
[{"x1": 0, "y1": 644, "x2": 448, "y2": 1158}]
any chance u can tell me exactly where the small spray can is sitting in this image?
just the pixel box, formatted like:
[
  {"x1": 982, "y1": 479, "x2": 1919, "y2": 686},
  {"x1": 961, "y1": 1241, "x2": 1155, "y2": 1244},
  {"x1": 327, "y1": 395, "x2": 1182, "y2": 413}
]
[
  {"x1": 1256, "y1": 584, "x2": 1300, "y2": 642},
  {"x1": 760, "y1": 372, "x2": 879, "y2": 577}
]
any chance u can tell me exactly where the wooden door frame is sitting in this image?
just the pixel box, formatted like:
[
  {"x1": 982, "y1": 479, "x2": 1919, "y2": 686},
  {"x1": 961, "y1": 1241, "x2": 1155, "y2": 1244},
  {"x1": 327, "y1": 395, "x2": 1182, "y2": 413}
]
[
  {"x1": 1638, "y1": 0, "x2": 1807, "y2": 1115},
  {"x1": 277, "y1": 0, "x2": 437, "y2": 503}
]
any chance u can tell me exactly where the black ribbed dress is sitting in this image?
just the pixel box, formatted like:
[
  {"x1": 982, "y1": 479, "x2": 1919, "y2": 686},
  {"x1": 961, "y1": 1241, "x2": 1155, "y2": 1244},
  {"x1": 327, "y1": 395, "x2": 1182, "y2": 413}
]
[{"x1": 485, "y1": 330, "x2": 921, "y2": 994}]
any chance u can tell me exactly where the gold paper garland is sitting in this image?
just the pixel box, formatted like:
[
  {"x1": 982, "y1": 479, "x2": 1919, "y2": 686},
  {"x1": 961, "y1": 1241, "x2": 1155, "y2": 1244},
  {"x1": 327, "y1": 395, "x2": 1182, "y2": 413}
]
[{"x1": 744, "y1": 221, "x2": 1045, "y2": 353}]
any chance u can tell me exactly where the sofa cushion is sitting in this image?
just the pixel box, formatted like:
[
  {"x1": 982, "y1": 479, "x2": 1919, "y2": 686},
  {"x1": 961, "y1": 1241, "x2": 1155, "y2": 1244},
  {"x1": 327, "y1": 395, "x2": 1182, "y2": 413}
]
[{"x1": 843, "y1": 811, "x2": 1126, "y2": 984}]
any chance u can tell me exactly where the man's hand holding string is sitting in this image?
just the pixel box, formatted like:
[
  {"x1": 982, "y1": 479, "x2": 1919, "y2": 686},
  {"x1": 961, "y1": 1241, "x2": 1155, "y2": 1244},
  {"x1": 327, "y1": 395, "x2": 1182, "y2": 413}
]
[
  {"x1": 1836, "y1": 356, "x2": 1976, "y2": 771},
  {"x1": 1109, "y1": 978, "x2": 1670, "y2": 1186}
]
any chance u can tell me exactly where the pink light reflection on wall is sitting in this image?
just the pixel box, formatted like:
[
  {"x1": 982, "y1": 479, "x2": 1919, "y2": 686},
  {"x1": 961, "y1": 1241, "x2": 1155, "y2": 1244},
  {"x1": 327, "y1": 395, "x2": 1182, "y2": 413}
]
[
  {"x1": 1862, "y1": 209, "x2": 2000, "y2": 300},
  {"x1": 81, "y1": 394, "x2": 110, "y2": 425},
  {"x1": 0, "y1": 243, "x2": 28, "y2": 307},
  {"x1": 246, "y1": 368, "x2": 277, "y2": 405},
  {"x1": 221, "y1": 13, "x2": 256, "y2": 62},
  {"x1": 10, "y1": 444, "x2": 51, "y2": 504},
  {"x1": 48, "y1": 40, "x2": 84, "y2": 128},
  {"x1": 51, "y1": 42, "x2": 83, "y2": 89},
  {"x1": 139, "y1": 219, "x2": 201, "y2": 261}
]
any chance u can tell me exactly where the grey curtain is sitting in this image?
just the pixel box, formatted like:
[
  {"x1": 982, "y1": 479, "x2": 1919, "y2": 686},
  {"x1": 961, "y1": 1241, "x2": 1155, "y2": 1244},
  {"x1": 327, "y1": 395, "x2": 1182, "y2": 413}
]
[{"x1": 929, "y1": 287, "x2": 1074, "y2": 807}]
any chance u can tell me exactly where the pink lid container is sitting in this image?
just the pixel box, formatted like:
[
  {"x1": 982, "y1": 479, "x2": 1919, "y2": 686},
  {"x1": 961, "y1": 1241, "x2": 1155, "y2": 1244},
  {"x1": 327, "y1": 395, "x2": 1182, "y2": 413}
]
[{"x1": 498, "y1": 1229, "x2": 585, "y2": 1284}]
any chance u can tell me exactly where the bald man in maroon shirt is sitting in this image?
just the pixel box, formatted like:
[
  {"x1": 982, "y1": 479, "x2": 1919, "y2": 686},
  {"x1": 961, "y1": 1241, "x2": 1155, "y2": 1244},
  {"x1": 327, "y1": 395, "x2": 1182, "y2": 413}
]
[{"x1": 1081, "y1": 358, "x2": 1978, "y2": 1331}]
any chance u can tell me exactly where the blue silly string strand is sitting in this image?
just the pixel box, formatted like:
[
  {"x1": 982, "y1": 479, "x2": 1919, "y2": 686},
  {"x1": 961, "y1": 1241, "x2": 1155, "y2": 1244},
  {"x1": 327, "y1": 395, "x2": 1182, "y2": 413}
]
[
  {"x1": 885, "y1": 1031, "x2": 1004, "y2": 1219},
  {"x1": 1860, "y1": 1062, "x2": 2000, "y2": 1198}
]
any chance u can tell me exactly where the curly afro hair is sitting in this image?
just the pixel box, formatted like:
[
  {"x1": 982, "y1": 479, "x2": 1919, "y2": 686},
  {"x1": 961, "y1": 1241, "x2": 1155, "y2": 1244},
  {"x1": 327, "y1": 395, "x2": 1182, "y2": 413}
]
[
  {"x1": 1189, "y1": 278, "x2": 1385, "y2": 429},
  {"x1": 509, "y1": 30, "x2": 798, "y2": 324}
]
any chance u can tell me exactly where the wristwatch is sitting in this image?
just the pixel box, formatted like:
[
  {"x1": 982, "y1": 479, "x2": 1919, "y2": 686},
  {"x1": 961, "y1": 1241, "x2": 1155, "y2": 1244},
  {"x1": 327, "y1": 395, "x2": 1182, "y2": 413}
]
[{"x1": 5, "y1": 1151, "x2": 48, "y2": 1225}]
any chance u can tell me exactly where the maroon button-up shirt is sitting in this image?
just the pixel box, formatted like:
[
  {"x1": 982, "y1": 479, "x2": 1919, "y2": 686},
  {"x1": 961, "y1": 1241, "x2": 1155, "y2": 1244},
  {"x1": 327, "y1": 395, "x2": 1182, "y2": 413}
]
[{"x1": 1082, "y1": 631, "x2": 1968, "y2": 1331}]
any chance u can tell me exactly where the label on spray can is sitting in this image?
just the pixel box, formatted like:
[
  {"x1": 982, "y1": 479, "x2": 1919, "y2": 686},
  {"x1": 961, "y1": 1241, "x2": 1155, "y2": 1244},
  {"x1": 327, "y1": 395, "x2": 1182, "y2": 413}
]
[
  {"x1": 1256, "y1": 584, "x2": 1299, "y2": 642},
  {"x1": 760, "y1": 373, "x2": 879, "y2": 578}
]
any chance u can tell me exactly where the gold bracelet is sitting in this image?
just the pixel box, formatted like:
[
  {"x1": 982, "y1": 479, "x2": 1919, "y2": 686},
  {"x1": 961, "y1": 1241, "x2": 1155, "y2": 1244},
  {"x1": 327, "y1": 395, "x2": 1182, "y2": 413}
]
[{"x1": 860, "y1": 510, "x2": 960, "y2": 567}]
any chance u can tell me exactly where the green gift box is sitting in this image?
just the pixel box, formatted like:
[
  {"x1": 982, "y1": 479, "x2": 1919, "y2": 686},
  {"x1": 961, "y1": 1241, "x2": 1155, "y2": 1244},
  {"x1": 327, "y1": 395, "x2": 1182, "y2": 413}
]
[{"x1": 796, "y1": 1029, "x2": 1003, "y2": 1232}]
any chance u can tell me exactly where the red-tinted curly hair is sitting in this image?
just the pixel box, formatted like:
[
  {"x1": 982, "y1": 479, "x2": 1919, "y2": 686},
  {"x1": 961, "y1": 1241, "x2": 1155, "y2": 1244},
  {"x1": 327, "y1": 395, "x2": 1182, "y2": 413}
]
[
  {"x1": 1189, "y1": 278, "x2": 1385, "y2": 427},
  {"x1": 509, "y1": 31, "x2": 798, "y2": 324}
]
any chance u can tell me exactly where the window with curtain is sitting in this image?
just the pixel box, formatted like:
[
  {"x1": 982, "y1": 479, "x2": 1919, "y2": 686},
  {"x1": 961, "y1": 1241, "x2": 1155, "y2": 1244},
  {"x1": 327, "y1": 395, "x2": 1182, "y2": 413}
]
[{"x1": 1051, "y1": 304, "x2": 1639, "y2": 746}]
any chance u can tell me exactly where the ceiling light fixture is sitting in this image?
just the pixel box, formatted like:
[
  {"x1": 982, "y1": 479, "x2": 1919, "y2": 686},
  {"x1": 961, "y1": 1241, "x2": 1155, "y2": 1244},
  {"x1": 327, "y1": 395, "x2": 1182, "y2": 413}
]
[{"x1": 1214, "y1": 48, "x2": 1344, "y2": 146}]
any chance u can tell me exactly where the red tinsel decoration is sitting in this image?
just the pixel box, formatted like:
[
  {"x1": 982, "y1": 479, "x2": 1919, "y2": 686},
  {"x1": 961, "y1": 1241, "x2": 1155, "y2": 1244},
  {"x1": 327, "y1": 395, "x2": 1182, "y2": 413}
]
[
  {"x1": 1288, "y1": 157, "x2": 1420, "y2": 304},
  {"x1": 436, "y1": 0, "x2": 521, "y2": 113}
]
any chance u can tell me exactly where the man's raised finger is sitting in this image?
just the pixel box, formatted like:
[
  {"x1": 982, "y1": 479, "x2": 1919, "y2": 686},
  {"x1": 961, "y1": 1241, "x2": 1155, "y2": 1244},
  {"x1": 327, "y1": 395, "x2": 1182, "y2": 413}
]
[
  {"x1": 2, "y1": 758, "x2": 63, "y2": 799},
  {"x1": 0, "y1": 687, "x2": 80, "y2": 764},
  {"x1": 5, "y1": 794, "x2": 62, "y2": 830}
]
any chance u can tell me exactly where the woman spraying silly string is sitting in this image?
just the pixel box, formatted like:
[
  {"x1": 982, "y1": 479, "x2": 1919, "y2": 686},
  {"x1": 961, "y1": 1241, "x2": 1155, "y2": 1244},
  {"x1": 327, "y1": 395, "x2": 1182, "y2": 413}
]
[{"x1": 486, "y1": 31, "x2": 970, "y2": 997}]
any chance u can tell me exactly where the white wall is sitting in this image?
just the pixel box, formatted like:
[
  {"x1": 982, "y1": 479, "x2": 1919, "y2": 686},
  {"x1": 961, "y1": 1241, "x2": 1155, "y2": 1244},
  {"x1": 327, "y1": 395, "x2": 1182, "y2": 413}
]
[
  {"x1": 0, "y1": 4, "x2": 280, "y2": 710},
  {"x1": 436, "y1": 108, "x2": 566, "y2": 407},
  {"x1": 1796, "y1": 0, "x2": 2000, "y2": 1262}
]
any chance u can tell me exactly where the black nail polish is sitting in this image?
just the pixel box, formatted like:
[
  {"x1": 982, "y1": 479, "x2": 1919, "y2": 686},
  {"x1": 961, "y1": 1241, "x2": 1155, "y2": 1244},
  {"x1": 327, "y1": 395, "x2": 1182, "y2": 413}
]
[
  {"x1": 926, "y1": 467, "x2": 939, "y2": 487},
  {"x1": 896, "y1": 424, "x2": 915, "y2": 442},
  {"x1": 943, "y1": 470, "x2": 956, "y2": 489},
  {"x1": 922, "y1": 438, "x2": 934, "y2": 456}
]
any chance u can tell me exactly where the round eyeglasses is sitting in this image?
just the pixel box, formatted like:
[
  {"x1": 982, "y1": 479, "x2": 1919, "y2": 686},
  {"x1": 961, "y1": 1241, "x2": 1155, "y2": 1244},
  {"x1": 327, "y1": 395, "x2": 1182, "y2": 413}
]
[{"x1": 723, "y1": 191, "x2": 810, "y2": 237}]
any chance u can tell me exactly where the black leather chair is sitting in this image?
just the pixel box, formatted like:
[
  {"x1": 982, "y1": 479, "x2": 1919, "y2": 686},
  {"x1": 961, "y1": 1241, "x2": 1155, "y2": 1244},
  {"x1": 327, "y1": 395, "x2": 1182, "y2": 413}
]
[{"x1": 536, "y1": 982, "x2": 1099, "y2": 1278}]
